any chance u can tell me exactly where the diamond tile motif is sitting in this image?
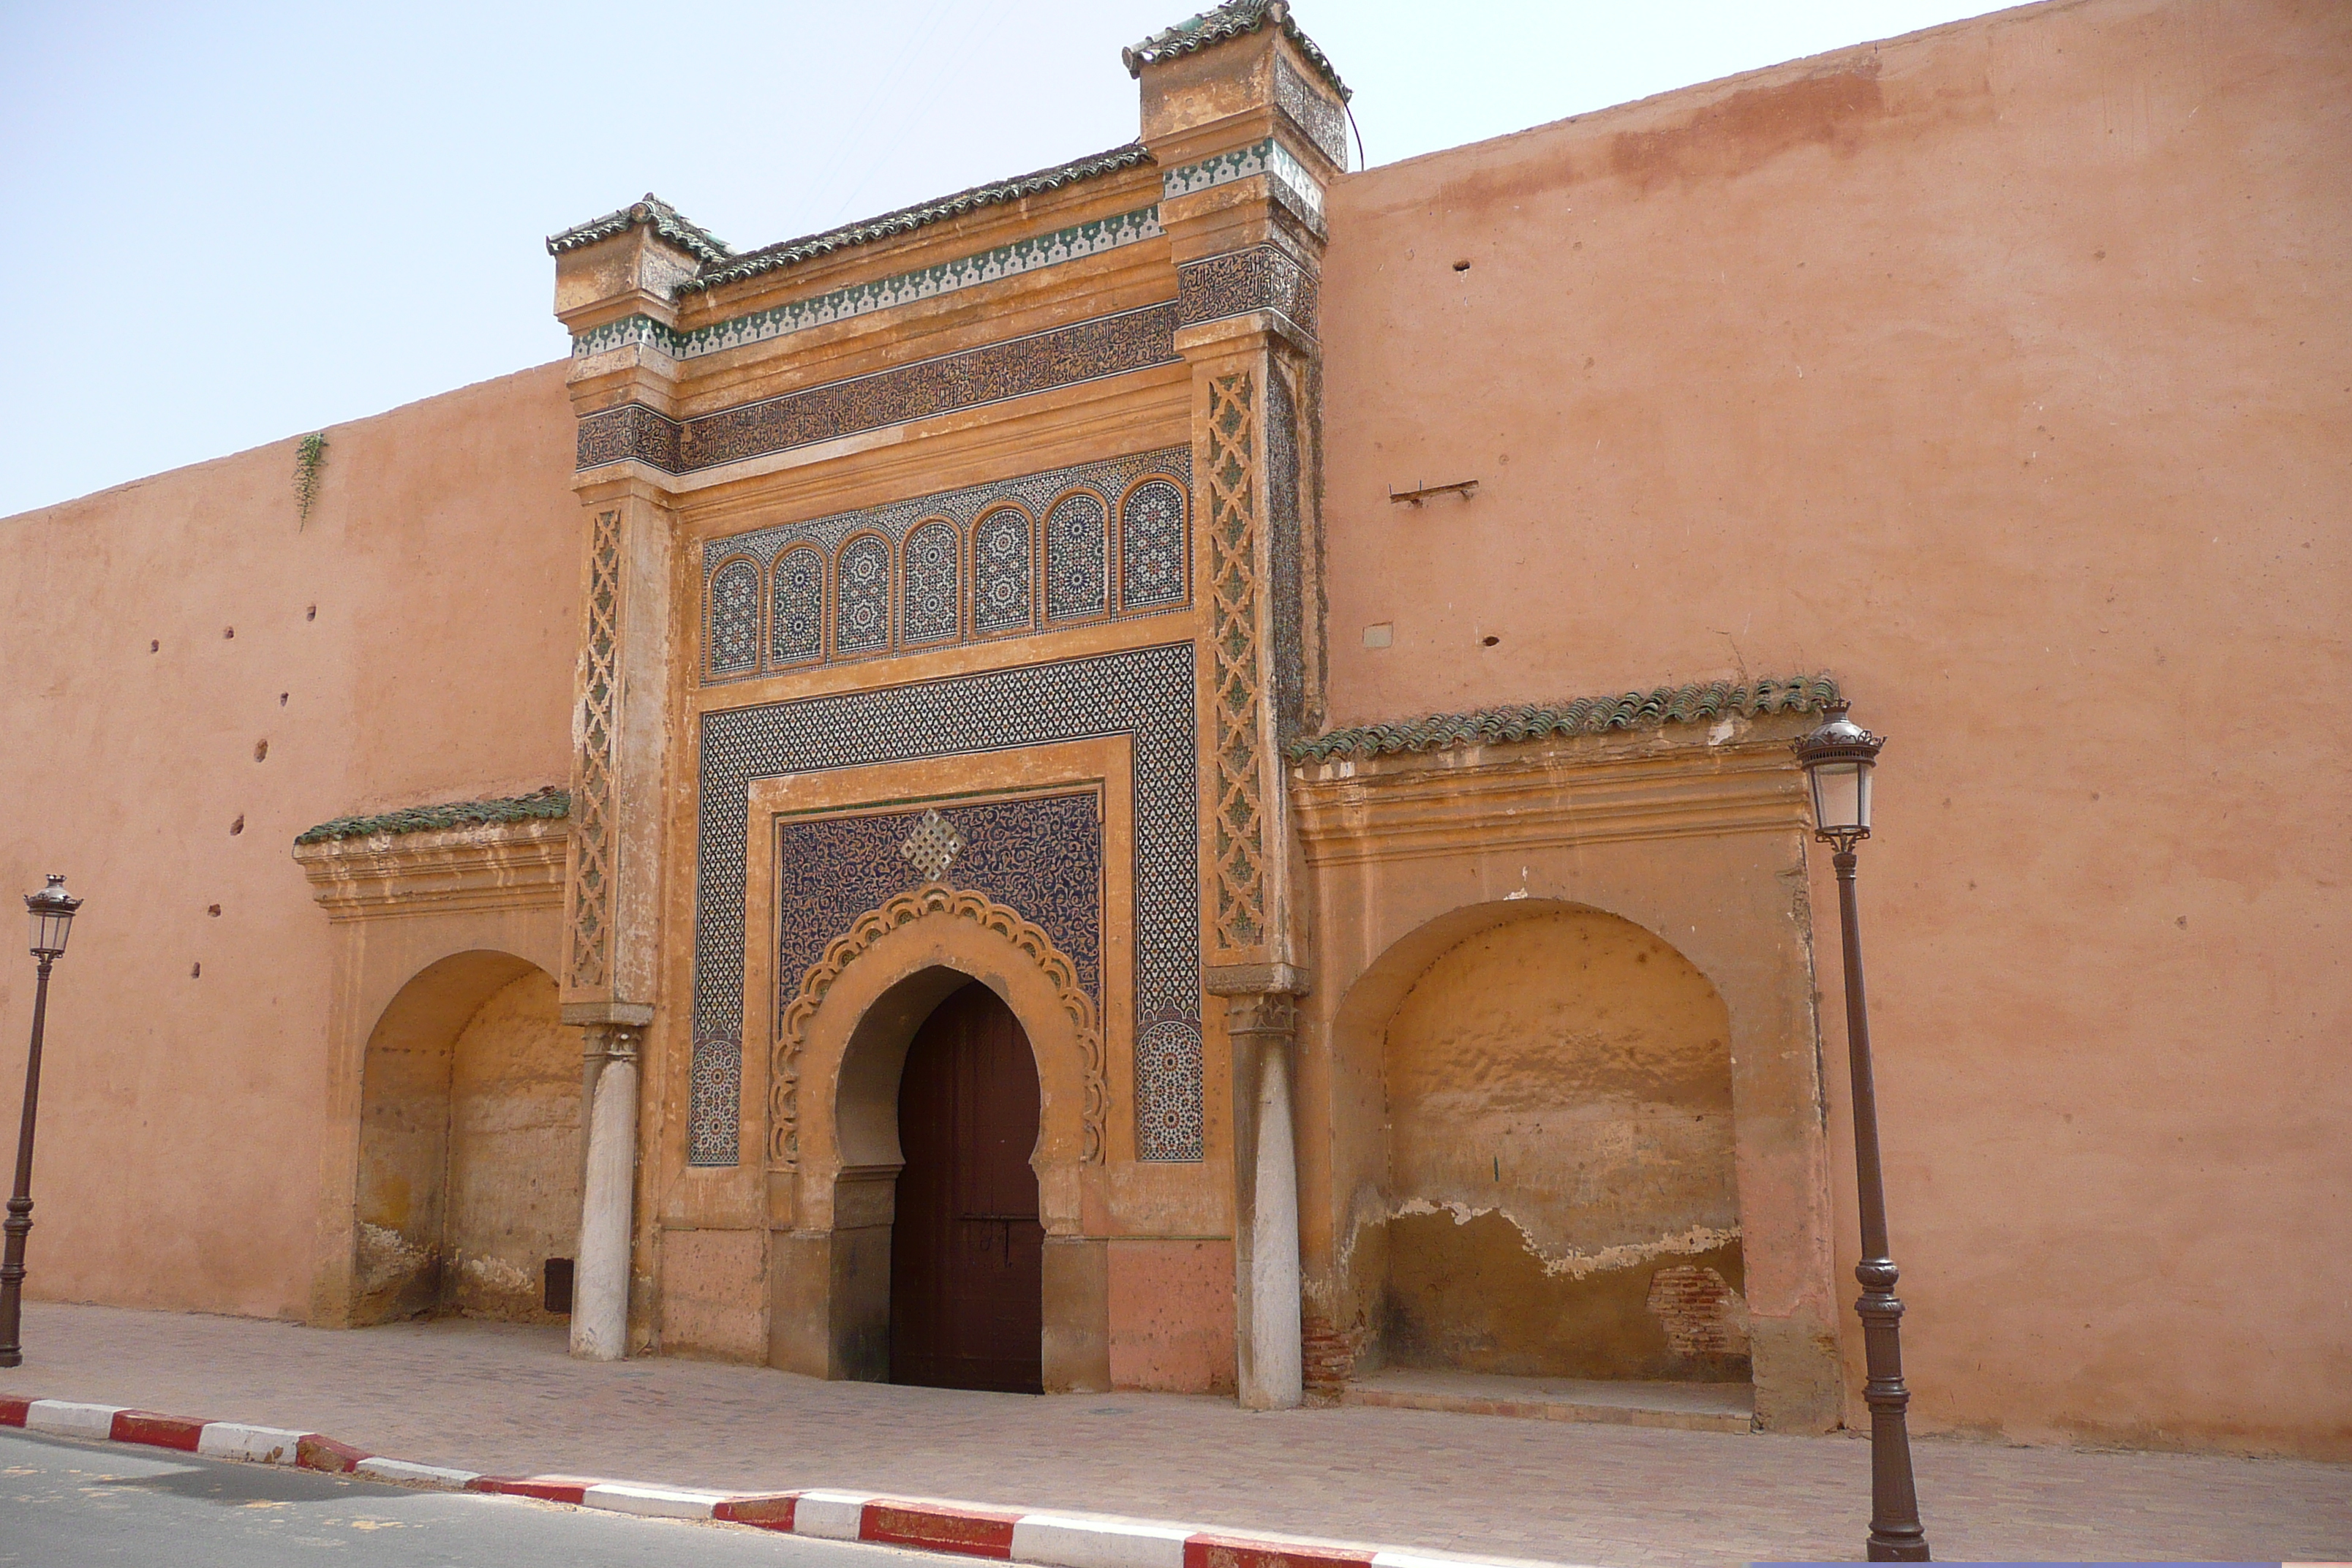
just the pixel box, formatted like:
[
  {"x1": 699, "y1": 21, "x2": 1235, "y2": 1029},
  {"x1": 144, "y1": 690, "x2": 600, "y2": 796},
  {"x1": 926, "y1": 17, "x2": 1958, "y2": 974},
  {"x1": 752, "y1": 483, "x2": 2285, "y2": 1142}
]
[{"x1": 899, "y1": 808, "x2": 966, "y2": 882}]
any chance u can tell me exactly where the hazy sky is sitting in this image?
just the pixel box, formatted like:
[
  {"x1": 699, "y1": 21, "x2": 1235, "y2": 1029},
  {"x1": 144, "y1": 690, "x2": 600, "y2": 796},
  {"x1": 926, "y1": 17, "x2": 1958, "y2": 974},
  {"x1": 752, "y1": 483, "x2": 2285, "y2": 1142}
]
[{"x1": 0, "y1": 1, "x2": 2014, "y2": 518}]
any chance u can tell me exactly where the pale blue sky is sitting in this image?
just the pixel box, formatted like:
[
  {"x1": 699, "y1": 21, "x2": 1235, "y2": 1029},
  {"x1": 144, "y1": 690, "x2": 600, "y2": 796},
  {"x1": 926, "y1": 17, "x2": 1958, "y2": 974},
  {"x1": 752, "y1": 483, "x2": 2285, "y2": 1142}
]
[{"x1": 0, "y1": 1, "x2": 2015, "y2": 518}]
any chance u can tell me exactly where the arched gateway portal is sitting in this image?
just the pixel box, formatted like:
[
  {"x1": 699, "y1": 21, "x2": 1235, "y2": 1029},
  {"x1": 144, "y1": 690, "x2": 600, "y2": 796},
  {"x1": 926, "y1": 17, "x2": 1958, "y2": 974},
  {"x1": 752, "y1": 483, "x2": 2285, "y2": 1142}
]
[{"x1": 890, "y1": 981, "x2": 1045, "y2": 1393}]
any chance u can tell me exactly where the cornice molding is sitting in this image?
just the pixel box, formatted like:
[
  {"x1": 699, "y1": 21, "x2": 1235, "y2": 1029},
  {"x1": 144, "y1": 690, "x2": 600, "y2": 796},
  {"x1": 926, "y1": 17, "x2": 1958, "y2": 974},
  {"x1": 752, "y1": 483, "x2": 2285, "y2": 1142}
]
[{"x1": 292, "y1": 817, "x2": 570, "y2": 922}]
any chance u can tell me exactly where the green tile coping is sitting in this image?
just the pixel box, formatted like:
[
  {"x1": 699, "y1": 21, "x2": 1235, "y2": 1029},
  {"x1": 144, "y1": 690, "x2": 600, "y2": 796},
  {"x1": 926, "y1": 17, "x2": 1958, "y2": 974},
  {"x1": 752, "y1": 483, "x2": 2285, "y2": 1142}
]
[
  {"x1": 547, "y1": 195, "x2": 732, "y2": 265},
  {"x1": 677, "y1": 143, "x2": 1156, "y2": 295},
  {"x1": 565, "y1": 137, "x2": 1297, "y2": 361},
  {"x1": 295, "y1": 787, "x2": 570, "y2": 845},
  {"x1": 1126, "y1": 0, "x2": 1350, "y2": 102},
  {"x1": 1287, "y1": 676, "x2": 1843, "y2": 763}
]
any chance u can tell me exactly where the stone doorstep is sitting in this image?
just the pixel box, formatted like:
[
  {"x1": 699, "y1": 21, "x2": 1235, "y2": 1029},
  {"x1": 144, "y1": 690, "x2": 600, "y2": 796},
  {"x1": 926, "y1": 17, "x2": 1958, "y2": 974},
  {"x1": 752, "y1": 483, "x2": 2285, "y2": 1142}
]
[
  {"x1": 0, "y1": 1391, "x2": 1580, "y2": 1568},
  {"x1": 1336, "y1": 1372, "x2": 1754, "y2": 1436}
]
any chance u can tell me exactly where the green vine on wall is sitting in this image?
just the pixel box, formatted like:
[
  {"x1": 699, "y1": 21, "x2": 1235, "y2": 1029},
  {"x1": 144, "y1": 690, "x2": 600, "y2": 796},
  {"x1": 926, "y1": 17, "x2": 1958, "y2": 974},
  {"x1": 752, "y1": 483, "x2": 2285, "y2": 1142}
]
[{"x1": 293, "y1": 432, "x2": 328, "y2": 524}]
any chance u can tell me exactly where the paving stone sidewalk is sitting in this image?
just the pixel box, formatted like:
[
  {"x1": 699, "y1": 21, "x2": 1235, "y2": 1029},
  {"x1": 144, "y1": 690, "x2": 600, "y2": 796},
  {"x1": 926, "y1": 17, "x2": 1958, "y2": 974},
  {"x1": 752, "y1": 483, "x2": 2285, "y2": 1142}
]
[{"x1": 1, "y1": 1303, "x2": 2343, "y2": 1566}]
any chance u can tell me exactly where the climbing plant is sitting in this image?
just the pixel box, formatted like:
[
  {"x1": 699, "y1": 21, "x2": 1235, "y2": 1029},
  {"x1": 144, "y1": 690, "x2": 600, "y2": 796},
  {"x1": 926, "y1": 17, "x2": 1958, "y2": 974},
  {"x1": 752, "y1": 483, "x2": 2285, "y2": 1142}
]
[{"x1": 293, "y1": 432, "x2": 328, "y2": 523}]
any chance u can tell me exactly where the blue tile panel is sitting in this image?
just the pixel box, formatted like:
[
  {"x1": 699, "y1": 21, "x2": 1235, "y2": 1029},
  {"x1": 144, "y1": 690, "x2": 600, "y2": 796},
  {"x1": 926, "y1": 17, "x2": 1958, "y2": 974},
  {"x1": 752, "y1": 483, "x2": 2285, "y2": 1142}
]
[
  {"x1": 692, "y1": 643, "x2": 1203, "y2": 1166},
  {"x1": 709, "y1": 557, "x2": 761, "y2": 677},
  {"x1": 774, "y1": 794, "x2": 1102, "y2": 1012},
  {"x1": 700, "y1": 447, "x2": 1191, "y2": 683}
]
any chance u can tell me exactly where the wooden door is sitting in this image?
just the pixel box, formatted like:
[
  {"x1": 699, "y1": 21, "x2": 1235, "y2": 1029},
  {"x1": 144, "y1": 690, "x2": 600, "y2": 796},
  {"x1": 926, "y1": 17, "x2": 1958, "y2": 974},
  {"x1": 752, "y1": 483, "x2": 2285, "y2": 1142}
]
[{"x1": 889, "y1": 981, "x2": 1044, "y2": 1393}]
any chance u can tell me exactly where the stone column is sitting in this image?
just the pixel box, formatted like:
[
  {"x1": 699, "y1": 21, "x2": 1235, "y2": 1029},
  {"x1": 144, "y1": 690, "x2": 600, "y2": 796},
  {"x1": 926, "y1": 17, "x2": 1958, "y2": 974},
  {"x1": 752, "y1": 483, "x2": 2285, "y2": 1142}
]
[
  {"x1": 572, "y1": 1022, "x2": 641, "y2": 1360},
  {"x1": 1131, "y1": 8, "x2": 1344, "y2": 1409},
  {"x1": 551, "y1": 210, "x2": 693, "y2": 1359}
]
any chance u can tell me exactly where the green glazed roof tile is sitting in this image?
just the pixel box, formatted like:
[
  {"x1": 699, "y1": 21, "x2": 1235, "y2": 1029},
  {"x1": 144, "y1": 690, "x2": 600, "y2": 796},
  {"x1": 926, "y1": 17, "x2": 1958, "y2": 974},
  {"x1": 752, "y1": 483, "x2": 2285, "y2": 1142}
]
[
  {"x1": 295, "y1": 786, "x2": 570, "y2": 845},
  {"x1": 678, "y1": 144, "x2": 1156, "y2": 295},
  {"x1": 1287, "y1": 676, "x2": 1842, "y2": 763},
  {"x1": 1124, "y1": 0, "x2": 1350, "y2": 102},
  {"x1": 546, "y1": 194, "x2": 735, "y2": 265}
]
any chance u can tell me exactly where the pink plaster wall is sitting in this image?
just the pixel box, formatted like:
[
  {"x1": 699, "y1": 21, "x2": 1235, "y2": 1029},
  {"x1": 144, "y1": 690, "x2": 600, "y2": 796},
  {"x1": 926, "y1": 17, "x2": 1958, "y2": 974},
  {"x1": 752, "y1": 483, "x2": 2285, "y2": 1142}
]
[
  {"x1": 1316, "y1": 0, "x2": 2350, "y2": 1455},
  {"x1": 1109, "y1": 1238, "x2": 1237, "y2": 1394},
  {"x1": 0, "y1": 363, "x2": 581, "y2": 1319}
]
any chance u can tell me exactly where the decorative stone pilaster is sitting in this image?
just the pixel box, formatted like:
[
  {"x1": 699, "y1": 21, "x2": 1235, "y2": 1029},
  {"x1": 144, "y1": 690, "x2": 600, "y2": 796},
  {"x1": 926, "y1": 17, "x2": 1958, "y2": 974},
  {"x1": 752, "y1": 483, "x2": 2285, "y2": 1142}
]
[
  {"x1": 1131, "y1": 0, "x2": 1345, "y2": 1410},
  {"x1": 551, "y1": 207, "x2": 696, "y2": 1357}
]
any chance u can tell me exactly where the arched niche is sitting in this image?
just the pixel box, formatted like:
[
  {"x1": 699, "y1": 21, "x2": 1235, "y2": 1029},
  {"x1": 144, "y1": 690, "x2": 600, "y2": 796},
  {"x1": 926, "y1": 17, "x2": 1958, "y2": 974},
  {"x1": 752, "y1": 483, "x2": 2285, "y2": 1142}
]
[
  {"x1": 351, "y1": 949, "x2": 578, "y2": 1327},
  {"x1": 768, "y1": 894, "x2": 1109, "y2": 1392},
  {"x1": 1322, "y1": 898, "x2": 1758, "y2": 1389}
]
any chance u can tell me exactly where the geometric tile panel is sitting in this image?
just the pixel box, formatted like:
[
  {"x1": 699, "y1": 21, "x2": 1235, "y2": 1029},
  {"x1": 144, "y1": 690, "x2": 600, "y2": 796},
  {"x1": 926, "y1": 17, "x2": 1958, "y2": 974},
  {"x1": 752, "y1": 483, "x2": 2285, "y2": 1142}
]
[
  {"x1": 772, "y1": 546, "x2": 824, "y2": 667},
  {"x1": 834, "y1": 533, "x2": 892, "y2": 658},
  {"x1": 709, "y1": 556, "x2": 761, "y2": 678},
  {"x1": 1119, "y1": 478, "x2": 1188, "y2": 613},
  {"x1": 1045, "y1": 491, "x2": 1109, "y2": 622},
  {"x1": 902, "y1": 519, "x2": 960, "y2": 647},
  {"x1": 693, "y1": 643, "x2": 1202, "y2": 1167},
  {"x1": 700, "y1": 448, "x2": 1191, "y2": 683},
  {"x1": 973, "y1": 507, "x2": 1035, "y2": 637}
]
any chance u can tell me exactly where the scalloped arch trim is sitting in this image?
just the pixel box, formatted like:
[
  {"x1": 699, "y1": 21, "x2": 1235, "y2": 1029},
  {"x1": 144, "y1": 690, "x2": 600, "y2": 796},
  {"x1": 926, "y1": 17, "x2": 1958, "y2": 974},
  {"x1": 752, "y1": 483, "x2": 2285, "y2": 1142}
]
[{"x1": 771, "y1": 884, "x2": 1107, "y2": 1170}]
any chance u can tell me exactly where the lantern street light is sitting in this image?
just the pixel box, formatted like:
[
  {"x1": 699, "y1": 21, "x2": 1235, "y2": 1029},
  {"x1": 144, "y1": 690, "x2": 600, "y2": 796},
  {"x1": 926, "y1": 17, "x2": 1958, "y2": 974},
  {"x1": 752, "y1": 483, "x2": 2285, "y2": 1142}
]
[
  {"x1": 0, "y1": 874, "x2": 81, "y2": 1368},
  {"x1": 1793, "y1": 706, "x2": 1930, "y2": 1563}
]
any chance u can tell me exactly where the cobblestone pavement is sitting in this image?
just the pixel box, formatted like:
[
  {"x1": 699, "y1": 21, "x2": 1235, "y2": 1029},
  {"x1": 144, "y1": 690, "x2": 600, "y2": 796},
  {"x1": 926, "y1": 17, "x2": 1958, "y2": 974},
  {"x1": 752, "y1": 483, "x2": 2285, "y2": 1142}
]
[{"x1": 2, "y1": 1304, "x2": 2344, "y2": 1566}]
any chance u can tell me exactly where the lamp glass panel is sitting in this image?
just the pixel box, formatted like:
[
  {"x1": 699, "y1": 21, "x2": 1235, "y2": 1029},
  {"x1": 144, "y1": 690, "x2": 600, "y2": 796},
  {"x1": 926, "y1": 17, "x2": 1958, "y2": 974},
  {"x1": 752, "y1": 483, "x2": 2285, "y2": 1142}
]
[
  {"x1": 29, "y1": 907, "x2": 70, "y2": 955},
  {"x1": 1809, "y1": 761, "x2": 1866, "y2": 834}
]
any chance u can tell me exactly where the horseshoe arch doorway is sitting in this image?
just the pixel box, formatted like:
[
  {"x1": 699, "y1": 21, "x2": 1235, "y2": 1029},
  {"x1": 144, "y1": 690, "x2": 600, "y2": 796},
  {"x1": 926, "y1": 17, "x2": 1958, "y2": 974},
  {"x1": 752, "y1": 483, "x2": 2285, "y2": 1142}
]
[{"x1": 889, "y1": 979, "x2": 1045, "y2": 1393}]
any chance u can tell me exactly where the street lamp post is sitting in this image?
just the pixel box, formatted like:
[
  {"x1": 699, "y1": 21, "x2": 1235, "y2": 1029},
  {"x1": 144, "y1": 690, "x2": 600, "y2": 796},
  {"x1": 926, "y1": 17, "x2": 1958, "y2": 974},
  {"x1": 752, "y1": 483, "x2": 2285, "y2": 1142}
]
[
  {"x1": 0, "y1": 874, "x2": 82, "y2": 1369},
  {"x1": 1793, "y1": 705, "x2": 1931, "y2": 1563}
]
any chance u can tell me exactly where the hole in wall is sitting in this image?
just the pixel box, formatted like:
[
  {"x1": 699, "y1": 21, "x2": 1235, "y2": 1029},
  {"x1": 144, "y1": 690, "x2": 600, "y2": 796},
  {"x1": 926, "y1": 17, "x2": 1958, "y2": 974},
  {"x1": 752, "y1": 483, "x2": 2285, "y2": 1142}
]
[
  {"x1": 149, "y1": 640, "x2": 159, "y2": 653},
  {"x1": 1452, "y1": 260, "x2": 1471, "y2": 272},
  {"x1": 190, "y1": 962, "x2": 202, "y2": 979},
  {"x1": 279, "y1": 693, "x2": 289, "y2": 706},
  {"x1": 254, "y1": 739, "x2": 268, "y2": 763},
  {"x1": 223, "y1": 627, "x2": 235, "y2": 639},
  {"x1": 543, "y1": 1258, "x2": 575, "y2": 1316},
  {"x1": 306, "y1": 606, "x2": 317, "y2": 622},
  {"x1": 1481, "y1": 636, "x2": 1500, "y2": 647},
  {"x1": 230, "y1": 815, "x2": 244, "y2": 836},
  {"x1": 207, "y1": 905, "x2": 221, "y2": 917}
]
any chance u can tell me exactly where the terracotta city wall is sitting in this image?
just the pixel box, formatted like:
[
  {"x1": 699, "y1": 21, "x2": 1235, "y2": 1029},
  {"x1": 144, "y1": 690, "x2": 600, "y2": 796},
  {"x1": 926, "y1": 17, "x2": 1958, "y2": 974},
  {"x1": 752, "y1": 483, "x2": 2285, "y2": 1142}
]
[
  {"x1": 1311, "y1": 0, "x2": 2349, "y2": 1457},
  {"x1": 0, "y1": 364, "x2": 582, "y2": 1321}
]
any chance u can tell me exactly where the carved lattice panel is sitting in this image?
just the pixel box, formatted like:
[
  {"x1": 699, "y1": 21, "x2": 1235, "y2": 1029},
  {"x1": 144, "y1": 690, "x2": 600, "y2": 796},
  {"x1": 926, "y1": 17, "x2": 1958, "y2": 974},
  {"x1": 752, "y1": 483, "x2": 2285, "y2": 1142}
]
[
  {"x1": 567, "y1": 508, "x2": 622, "y2": 990},
  {"x1": 1205, "y1": 371, "x2": 1265, "y2": 953}
]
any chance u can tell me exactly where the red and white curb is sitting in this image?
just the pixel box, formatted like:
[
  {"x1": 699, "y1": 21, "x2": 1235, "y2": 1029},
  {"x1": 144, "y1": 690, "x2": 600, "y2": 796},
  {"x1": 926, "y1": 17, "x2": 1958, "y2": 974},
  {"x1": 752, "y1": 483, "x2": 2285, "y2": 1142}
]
[{"x1": 0, "y1": 1393, "x2": 1556, "y2": 1568}]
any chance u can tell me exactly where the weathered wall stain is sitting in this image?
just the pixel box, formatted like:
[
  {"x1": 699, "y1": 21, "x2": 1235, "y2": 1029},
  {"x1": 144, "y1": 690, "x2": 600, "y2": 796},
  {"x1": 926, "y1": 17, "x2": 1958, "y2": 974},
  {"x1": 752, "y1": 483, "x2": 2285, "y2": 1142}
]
[
  {"x1": 1608, "y1": 60, "x2": 1886, "y2": 192},
  {"x1": 1371, "y1": 910, "x2": 1746, "y2": 1381}
]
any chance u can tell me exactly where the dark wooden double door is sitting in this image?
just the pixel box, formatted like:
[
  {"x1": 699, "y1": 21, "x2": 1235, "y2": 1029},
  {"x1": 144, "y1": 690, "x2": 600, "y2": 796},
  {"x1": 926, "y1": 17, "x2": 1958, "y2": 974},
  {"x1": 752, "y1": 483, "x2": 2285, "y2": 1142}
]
[{"x1": 889, "y1": 981, "x2": 1044, "y2": 1394}]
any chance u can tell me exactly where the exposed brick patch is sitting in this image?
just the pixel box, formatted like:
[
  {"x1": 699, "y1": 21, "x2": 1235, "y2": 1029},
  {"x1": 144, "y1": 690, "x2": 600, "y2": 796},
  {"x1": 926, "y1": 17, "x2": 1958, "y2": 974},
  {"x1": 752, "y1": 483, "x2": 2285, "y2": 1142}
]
[
  {"x1": 1301, "y1": 1305, "x2": 1368, "y2": 1395},
  {"x1": 1645, "y1": 1266, "x2": 1751, "y2": 1357}
]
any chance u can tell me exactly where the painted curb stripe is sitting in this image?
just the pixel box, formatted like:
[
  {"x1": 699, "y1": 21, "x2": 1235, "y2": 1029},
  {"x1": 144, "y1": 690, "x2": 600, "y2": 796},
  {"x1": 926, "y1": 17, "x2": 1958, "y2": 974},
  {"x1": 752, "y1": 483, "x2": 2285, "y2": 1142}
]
[
  {"x1": 1013, "y1": 1514, "x2": 1193, "y2": 1568},
  {"x1": 296, "y1": 1433, "x2": 369, "y2": 1474},
  {"x1": 111, "y1": 1410, "x2": 206, "y2": 1452},
  {"x1": 1186, "y1": 1538, "x2": 1378, "y2": 1568},
  {"x1": 470, "y1": 1475, "x2": 592, "y2": 1505},
  {"x1": 865, "y1": 1498, "x2": 1025, "y2": 1557},
  {"x1": 25, "y1": 1400, "x2": 122, "y2": 1440},
  {"x1": 714, "y1": 1492, "x2": 799, "y2": 1529},
  {"x1": 197, "y1": 1422, "x2": 305, "y2": 1466},
  {"x1": 581, "y1": 1480, "x2": 735, "y2": 1519},
  {"x1": 0, "y1": 1394, "x2": 1549, "y2": 1568},
  {"x1": 354, "y1": 1456, "x2": 480, "y2": 1489}
]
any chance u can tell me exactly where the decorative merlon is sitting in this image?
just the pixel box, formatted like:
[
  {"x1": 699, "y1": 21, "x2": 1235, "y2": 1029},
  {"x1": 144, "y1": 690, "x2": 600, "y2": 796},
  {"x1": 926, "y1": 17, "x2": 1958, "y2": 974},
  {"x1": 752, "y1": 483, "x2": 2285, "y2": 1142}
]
[
  {"x1": 1124, "y1": 0, "x2": 1351, "y2": 102},
  {"x1": 547, "y1": 195, "x2": 733, "y2": 264}
]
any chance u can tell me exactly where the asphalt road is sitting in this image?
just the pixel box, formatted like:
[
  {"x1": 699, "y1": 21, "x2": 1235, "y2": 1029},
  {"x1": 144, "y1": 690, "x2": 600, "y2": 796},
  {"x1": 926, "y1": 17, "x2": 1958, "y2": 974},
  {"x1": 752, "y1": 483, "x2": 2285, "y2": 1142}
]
[{"x1": 0, "y1": 1428, "x2": 945, "y2": 1567}]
